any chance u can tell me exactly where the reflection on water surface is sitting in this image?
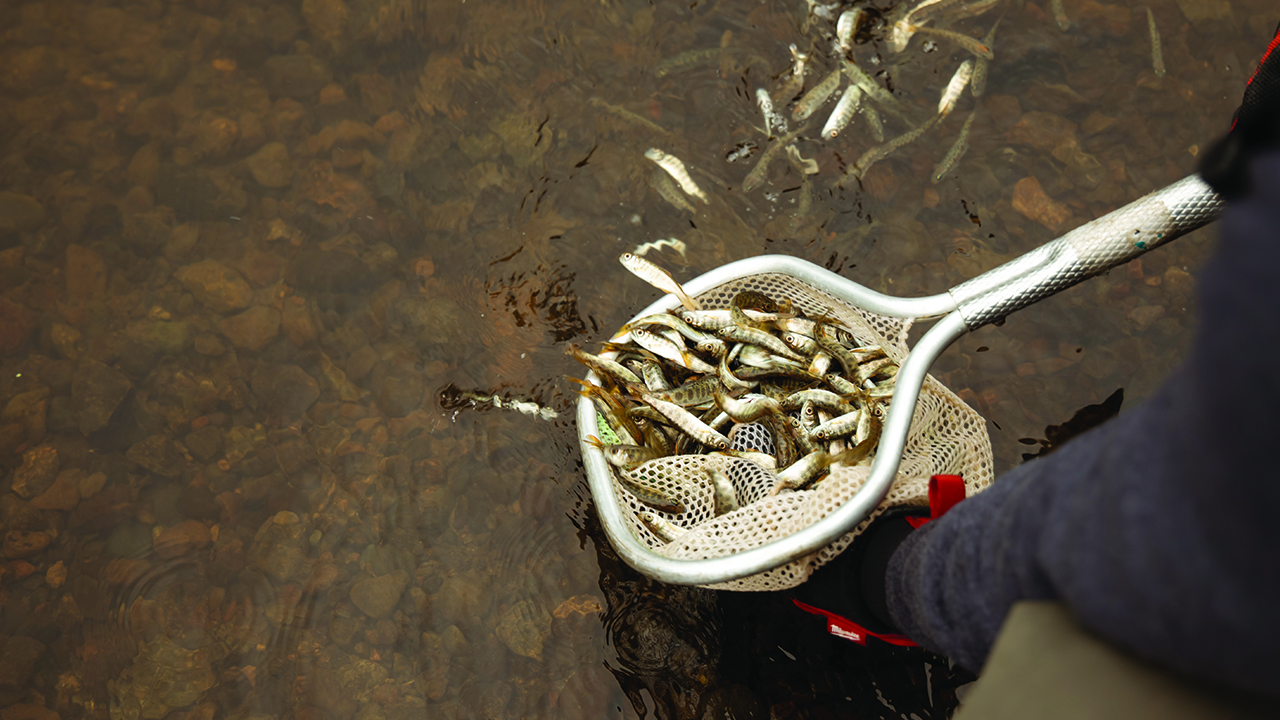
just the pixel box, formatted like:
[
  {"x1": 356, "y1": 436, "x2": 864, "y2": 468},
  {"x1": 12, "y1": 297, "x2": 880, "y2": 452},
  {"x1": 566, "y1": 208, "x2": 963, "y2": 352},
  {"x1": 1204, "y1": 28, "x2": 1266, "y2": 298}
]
[{"x1": 0, "y1": 0, "x2": 1270, "y2": 717}]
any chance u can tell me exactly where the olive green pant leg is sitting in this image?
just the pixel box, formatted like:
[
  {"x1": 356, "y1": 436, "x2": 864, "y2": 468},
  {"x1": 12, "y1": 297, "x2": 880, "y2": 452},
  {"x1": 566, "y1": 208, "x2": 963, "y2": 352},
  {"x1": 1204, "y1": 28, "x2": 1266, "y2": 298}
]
[{"x1": 953, "y1": 602, "x2": 1272, "y2": 720}]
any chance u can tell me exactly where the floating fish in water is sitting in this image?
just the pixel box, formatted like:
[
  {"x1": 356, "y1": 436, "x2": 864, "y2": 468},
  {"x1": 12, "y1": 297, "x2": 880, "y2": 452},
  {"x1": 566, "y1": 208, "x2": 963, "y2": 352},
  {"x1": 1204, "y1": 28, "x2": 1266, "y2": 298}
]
[
  {"x1": 909, "y1": 24, "x2": 993, "y2": 59},
  {"x1": 792, "y1": 68, "x2": 843, "y2": 121},
  {"x1": 836, "y1": 9, "x2": 865, "y2": 53},
  {"x1": 971, "y1": 17, "x2": 1002, "y2": 98},
  {"x1": 907, "y1": 0, "x2": 965, "y2": 24},
  {"x1": 743, "y1": 125, "x2": 807, "y2": 192},
  {"x1": 888, "y1": 18, "x2": 915, "y2": 53},
  {"x1": 773, "y1": 44, "x2": 810, "y2": 104},
  {"x1": 840, "y1": 60, "x2": 913, "y2": 123},
  {"x1": 861, "y1": 103, "x2": 885, "y2": 142},
  {"x1": 950, "y1": 0, "x2": 1002, "y2": 21},
  {"x1": 823, "y1": 85, "x2": 863, "y2": 139},
  {"x1": 932, "y1": 108, "x2": 978, "y2": 183},
  {"x1": 655, "y1": 47, "x2": 721, "y2": 77},
  {"x1": 649, "y1": 169, "x2": 697, "y2": 214},
  {"x1": 756, "y1": 88, "x2": 786, "y2": 138},
  {"x1": 588, "y1": 97, "x2": 675, "y2": 139},
  {"x1": 785, "y1": 145, "x2": 820, "y2": 175},
  {"x1": 645, "y1": 149, "x2": 709, "y2": 204},
  {"x1": 439, "y1": 385, "x2": 561, "y2": 421},
  {"x1": 938, "y1": 60, "x2": 974, "y2": 118},
  {"x1": 631, "y1": 237, "x2": 688, "y2": 260},
  {"x1": 724, "y1": 142, "x2": 757, "y2": 163},
  {"x1": 846, "y1": 117, "x2": 940, "y2": 181},
  {"x1": 1051, "y1": 0, "x2": 1069, "y2": 31},
  {"x1": 1147, "y1": 7, "x2": 1165, "y2": 77},
  {"x1": 620, "y1": 252, "x2": 702, "y2": 311}
]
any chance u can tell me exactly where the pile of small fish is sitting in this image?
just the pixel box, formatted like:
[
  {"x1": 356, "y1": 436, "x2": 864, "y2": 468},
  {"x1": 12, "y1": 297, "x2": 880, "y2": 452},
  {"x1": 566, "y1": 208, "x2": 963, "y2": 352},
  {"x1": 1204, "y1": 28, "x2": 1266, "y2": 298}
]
[{"x1": 570, "y1": 254, "x2": 899, "y2": 541}]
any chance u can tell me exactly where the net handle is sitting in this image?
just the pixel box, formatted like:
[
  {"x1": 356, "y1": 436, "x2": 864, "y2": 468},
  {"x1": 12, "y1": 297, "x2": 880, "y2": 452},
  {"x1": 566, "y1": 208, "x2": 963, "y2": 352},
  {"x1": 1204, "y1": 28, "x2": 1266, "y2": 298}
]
[{"x1": 948, "y1": 175, "x2": 1222, "y2": 329}]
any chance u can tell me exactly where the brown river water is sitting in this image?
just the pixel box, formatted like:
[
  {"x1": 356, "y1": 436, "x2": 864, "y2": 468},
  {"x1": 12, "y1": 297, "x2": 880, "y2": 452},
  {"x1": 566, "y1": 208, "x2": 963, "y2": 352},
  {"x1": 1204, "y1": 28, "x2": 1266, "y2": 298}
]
[{"x1": 0, "y1": 0, "x2": 1271, "y2": 717}]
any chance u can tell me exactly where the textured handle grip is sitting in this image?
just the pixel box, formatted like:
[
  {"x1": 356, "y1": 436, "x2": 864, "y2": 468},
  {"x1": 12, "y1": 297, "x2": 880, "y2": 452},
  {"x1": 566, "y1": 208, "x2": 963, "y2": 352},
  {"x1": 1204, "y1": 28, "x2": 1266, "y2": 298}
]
[{"x1": 950, "y1": 175, "x2": 1223, "y2": 330}]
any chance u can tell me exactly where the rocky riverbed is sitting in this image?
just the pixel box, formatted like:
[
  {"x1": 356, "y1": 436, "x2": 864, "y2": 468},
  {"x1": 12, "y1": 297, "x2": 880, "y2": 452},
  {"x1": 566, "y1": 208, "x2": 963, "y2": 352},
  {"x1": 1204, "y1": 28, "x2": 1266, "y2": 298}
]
[{"x1": 0, "y1": 0, "x2": 1272, "y2": 717}]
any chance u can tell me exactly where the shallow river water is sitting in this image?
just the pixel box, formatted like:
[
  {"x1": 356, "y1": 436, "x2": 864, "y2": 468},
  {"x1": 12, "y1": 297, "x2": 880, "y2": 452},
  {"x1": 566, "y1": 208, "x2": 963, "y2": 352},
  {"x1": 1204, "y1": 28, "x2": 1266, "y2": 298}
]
[{"x1": 0, "y1": 0, "x2": 1272, "y2": 718}]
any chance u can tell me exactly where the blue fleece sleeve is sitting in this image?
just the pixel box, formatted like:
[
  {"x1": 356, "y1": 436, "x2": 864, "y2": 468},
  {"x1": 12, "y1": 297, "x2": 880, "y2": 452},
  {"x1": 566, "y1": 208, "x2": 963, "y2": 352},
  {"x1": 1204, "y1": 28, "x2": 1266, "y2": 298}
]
[{"x1": 885, "y1": 154, "x2": 1280, "y2": 697}]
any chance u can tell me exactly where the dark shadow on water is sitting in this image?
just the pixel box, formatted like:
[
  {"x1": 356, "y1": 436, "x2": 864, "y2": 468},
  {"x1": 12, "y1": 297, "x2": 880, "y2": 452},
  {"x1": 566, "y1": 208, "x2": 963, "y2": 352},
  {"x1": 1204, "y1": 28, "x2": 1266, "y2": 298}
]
[
  {"x1": 584, "y1": 506, "x2": 975, "y2": 719},
  {"x1": 1018, "y1": 387, "x2": 1124, "y2": 462}
]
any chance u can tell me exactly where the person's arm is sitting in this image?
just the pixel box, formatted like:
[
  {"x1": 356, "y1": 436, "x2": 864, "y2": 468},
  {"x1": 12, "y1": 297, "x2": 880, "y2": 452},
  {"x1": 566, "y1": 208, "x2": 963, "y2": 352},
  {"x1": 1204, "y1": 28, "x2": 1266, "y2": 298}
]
[{"x1": 885, "y1": 149, "x2": 1280, "y2": 696}]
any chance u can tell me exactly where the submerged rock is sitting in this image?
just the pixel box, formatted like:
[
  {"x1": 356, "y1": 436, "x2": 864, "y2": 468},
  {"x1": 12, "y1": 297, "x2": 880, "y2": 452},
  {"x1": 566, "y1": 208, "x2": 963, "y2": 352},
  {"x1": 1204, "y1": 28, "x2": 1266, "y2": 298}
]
[
  {"x1": 11, "y1": 444, "x2": 58, "y2": 499},
  {"x1": 218, "y1": 306, "x2": 281, "y2": 350},
  {"x1": 73, "y1": 359, "x2": 132, "y2": 433},
  {"x1": 153, "y1": 520, "x2": 212, "y2": 559},
  {"x1": 126, "y1": 435, "x2": 185, "y2": 478},
  {"x1": 175, "y1": 260, "x2": 254, "y2": 314},
  {"x1": 0, "y1": 635, "x2": 46, "y2": 688},
  {"x1": 250, "y1": 363, "x2": 319, "y2": 418},
  {"x1": 349, "y1": 572, "x2": 408, "y2": 618},
  {"x1": 246, "y1": 142, "x2": 293, "y2": 188},
  {"x1": 264, "y1": 55, "x2": 331, "y2": 100},
  {"x1": 0, "y1": 192, "x2": 46, "y2": 235},
  {"x1": 495, "y1": 599, "x2": 551, "y2": 660}
]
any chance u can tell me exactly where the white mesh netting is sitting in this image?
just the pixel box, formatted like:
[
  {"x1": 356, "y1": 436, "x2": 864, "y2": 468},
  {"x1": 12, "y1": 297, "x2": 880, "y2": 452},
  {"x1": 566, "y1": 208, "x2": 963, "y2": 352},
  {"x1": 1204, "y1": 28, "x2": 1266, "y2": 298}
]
[{"x1": 600, "y1": 273, "x2": 993, "y2": 591}]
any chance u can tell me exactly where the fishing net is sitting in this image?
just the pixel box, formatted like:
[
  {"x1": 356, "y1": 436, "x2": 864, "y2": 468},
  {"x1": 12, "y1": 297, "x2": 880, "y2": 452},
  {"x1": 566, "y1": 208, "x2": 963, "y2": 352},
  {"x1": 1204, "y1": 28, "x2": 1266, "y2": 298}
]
[{"x1": 601, "y1": 273, "x2": 994, "y2": 591}]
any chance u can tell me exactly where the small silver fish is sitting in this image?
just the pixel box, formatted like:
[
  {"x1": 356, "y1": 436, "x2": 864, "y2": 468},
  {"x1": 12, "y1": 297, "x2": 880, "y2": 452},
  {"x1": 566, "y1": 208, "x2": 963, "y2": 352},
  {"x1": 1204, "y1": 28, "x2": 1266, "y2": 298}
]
[
  {"x1": 938, "y1": 60, "x2": 974, "y2": 117},
  {"x1": 1147, "y1": 7, "x2": 1165, "y2": 77},
  {"x1": 970, "y1": 18, "x2": 1001, "y2": 98},
  {"x1": 639, "y1": 392, "x2": 733, "y2": 449},
  {"x1": 822, "y1": 85, "x2": 863, "y2": 139},
  {"x1": 649, "y1": 170, "x2": 697, "y2": 214},
  {"x1": 910, "y1": 25, "x2": 993, "y2": 59},
  {"x1": 785, "y1": 145, "x2": 820, "y2": 175},
  {"x1": 633, "y1": 327, "x2": 715, "y2": 373},
  {"x1": 743, "y1": 125, "x2": 807, "y2": 192},
  {"x1": 888, "y1": 18, "x2": 915, "y2": 53},
  {"x1": 860, "y1": 103, "x2": 885, "y2": 142},
  {"x1": 1051, "y1": 0, "x2": 1069, "y2": 31},
  {"x1": 705, "y1": 468, "x2": 740, "y2": 515},
  {"x1": 567, "y1": 343, "x2": 643, "y2": 384},
  {"x1": 771, "y1": 448, "x2": 858, "y2": 494},
  {"x1": 932, "y1": 108, "x2": 978, "y2": 183},
  {"x1": 644, "y1": 148, "x2": 709, "y2": 204},
  {"x1": 840, "y1": 60, "x2": 912, "y2": 123},
  {"x1": 586, "y1": 435, "x2": 663, "y2": 469},
  {"x1": 846, "y1": 117, "x2": 939, "y2": 180},
  {"x1": 756, "y1": 88, "x2": 782, "y2": 137},
  {"x1": 631, "y1": 237, "x2": 688, "y2": 260},
  {"x1": 773, "y1": 45, "x2": 809, "y2": 104},
  {"x1": 836, "y1": 9, "x2": 864, "y2": 53},
  {"x1": 620, "y1": 252, "x2": 702, "y2": 311},
  {"x1": 637, "y1": 509, "x2": 686, "y2": 543},
  {"x1": 792, "y1": 68, "x2": 843, "y2": 121},
  {"x1": 655, "y1": 48, "x2": 721, "y2": 77},
  {"x1": 907, "y1": 0, "x2": 965, "y2": 24}
]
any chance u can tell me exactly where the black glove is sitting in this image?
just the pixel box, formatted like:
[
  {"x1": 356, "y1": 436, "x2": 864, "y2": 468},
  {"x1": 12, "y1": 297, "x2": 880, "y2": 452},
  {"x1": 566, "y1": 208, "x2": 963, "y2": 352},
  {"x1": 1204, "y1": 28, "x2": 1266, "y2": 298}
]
[
  {"x1": 1199, "y1": 22, "x2": 1280, "y2": 199},
  {"x1": 791, "y1": 505, "x2": 929, "y2": 646},
  {"x1": 789, "y1": 475, "x2": 967, "y2": 647}
]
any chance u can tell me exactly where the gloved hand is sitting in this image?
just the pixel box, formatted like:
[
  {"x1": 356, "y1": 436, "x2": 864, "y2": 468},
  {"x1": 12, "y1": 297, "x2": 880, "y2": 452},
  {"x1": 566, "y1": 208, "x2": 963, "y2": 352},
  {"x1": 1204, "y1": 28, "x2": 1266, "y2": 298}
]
[
  {"x1": 789, "y1": 475, "x2": 967, "y2": 647},
  {"x1": 1199, "y1": 22, "x2": 1280, "y2": 199}
]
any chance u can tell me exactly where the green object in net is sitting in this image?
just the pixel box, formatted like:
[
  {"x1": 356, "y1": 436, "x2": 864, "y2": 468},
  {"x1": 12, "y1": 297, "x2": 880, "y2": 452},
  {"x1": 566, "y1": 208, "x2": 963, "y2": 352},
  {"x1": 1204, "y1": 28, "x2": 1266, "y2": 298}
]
[{"x1": 596, "y1": 413, "x2": 621, "y2": 444}]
